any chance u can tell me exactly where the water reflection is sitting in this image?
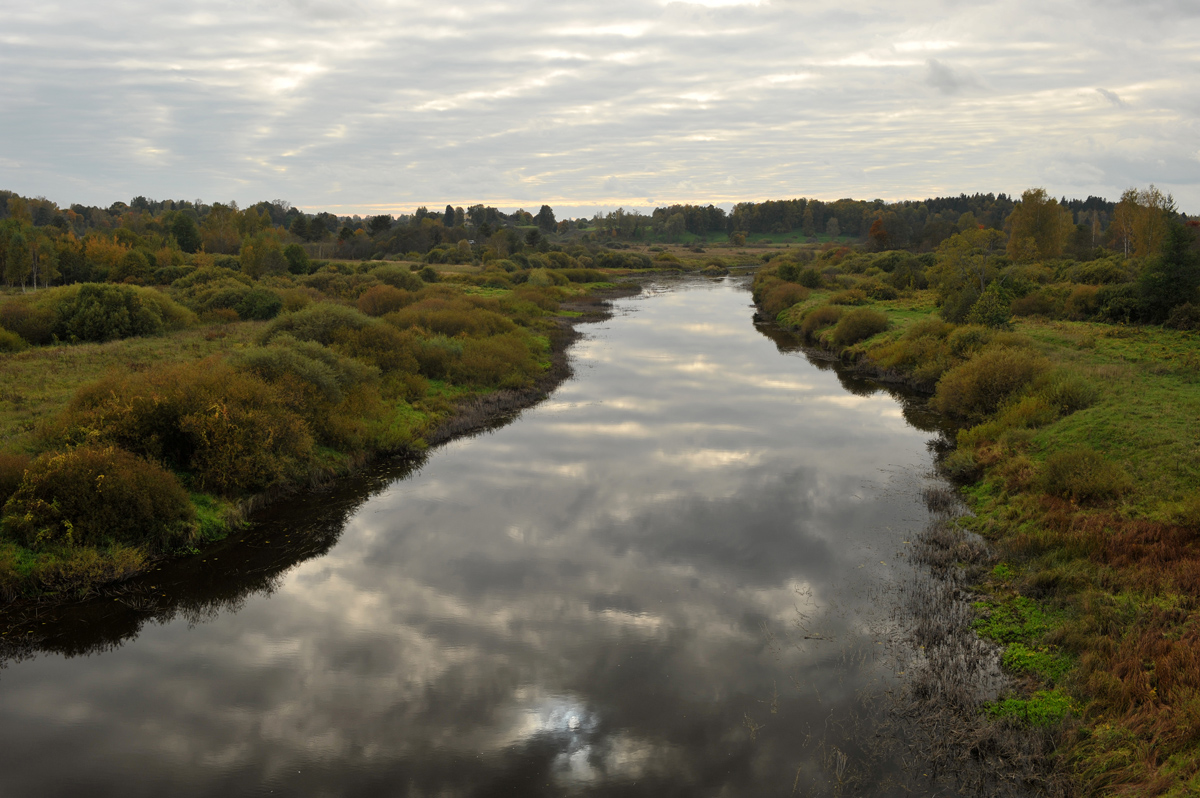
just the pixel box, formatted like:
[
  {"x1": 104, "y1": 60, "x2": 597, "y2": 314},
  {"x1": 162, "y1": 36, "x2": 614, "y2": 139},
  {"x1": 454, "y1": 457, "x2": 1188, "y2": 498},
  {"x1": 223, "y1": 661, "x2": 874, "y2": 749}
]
[{"x1": 0, "y1": 277, "x2": 948, "y2": 796}]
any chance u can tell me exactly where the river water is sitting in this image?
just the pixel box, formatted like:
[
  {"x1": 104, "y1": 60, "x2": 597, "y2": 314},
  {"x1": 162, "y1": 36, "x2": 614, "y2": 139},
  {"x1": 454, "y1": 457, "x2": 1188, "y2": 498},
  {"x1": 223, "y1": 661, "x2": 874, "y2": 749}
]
[{"x1": 0, "y1": 277, "x2": 951, "y2": 797}]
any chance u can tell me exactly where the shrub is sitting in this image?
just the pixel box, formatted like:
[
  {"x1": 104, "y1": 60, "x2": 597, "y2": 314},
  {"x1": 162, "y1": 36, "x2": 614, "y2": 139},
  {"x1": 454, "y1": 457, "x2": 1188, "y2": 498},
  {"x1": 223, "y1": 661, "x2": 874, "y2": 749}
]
[
  {"x1": 1064, "y1": 284, "x2": 1100, "y2": 320},
  {"x1": 52, "y1": 360, "x2": 314, "y2": 495},
  {"x1": 762, "y1": 283, "x2": 810, "y2": 319},
  {"x1": 799, "y1": 304, "x2": 842, "y2": 340},
  {"x1": 862, "y1": 281, "x2": 899, "y2": 300},
  {"x1": 233, "y1": 335, "x2": 378, "y2": 406},
  {"x1": 933, "y1": 346, "x2": 1050, "y2": 417},
  {"x1": 53, "y1": 283, "x2": 167, "y2": 342},
  {"x1": 966, "y1": 282, "x2": 1013, "y2": 328},
  {"x1": 1, "y1": 446, "x2": 196, "y2": 552},
  {"x1": 0, "y1": 298, "x2": 56, "y2": 344},
  {"x1": 0, "y1": 452, "x2": 31, "y2": 506},
  {"x1": 385, "y1": 298, "x2": 516, "y2": 337},
  {"x1": 1165, "y1": 302, "x2": 1200, "y2": 331},
  {"x1": 369, "y1": 263, "x2": 423, "y2": 292},
  {"x1": 356, "y1": 284, "x2": 415, "y2": 317},
  {"x1": 414, "y1": 335, "x2": 463, "y2": 379},
  {"x1": 797, "y1": 268, "x2": 823, "y2": 288},
  {"x1": 235, "y1": 288, "x2": 283, "y2": 320},
  {"x1": 260, "y1": 302, "x2": 377, "y2": 346},
  {"x1": 0, "y1": 328, "x2": 27, "y2": 352},
  {"x1": 831, "y1": 307, "x2": 889, "y2": 346},
  {"x1": 283, "y1": 243, "x2": 311, "y2": 274},
  {"x1": 945, "y1": 325, "x2": 993, "y2": 359},
  {"x1": 332, "y1": 323, "x2": 420, "y2": 374},
  {"x1": 419, "y1": 266, "x2": 439, "y2": 283},
  {"x1": 512, "y1": 284, "x2": 560, "y2": 312},
  {"x1": 1036, "y1": 372, "x2": 1097, "y2": 415},
  {"x1": 1040, "y1": 447, "x2": 1132, "y2": 503},
  {"x1": 450, "y1": 332, "x2": 542, "y2": 388},
  {"x1": 1012, "y1": 292, "x2": 1056, "y2": 317},
  {"x1": 830, "y1": 289, "x2": 867, "y2": 305}
]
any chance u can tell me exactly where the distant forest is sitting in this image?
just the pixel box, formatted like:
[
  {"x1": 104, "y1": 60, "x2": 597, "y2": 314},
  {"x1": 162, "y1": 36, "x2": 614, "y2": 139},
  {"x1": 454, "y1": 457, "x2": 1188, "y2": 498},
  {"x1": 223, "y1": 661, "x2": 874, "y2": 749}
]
[{"x1": 0, "y1": 187, "x2": 1188, "y2": 289}]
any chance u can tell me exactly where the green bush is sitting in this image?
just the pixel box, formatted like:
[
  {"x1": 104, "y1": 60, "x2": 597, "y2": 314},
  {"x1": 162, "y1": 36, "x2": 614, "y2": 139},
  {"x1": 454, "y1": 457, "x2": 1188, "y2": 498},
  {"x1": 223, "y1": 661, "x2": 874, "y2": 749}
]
[
  {"x1": 419, "y1": 266, "x2": 439, "y2": 283},
  {"x1": 933, "y1": 346, "x2": 1050, "y2": 418},
  {"x1": 283, "y1": 243, "x2": 311, "y2": 274},
  {"x1": 235, "y1": 288, "x2": 284, "y2": 320},
  {"x1": 832, "y1": 307, "x2": 889, "y2": 346},
  {"x1": 414, "y1": 335, "x2": 463, "y2": 379},
  {"x1": 1, "y1": 446, "x2": 196, "y2": 552},
  {"x1": 261, "y1": 302, "x2": 377, "y2": 346},
  {"x1": 233, "y1": 335, "x2": 378, "y2": 406},
  {"x1": 0, "y1": 328, "x2": 28, "y2": 352},
  {"x1": 53, "y1": 283, "x2": 167, "y2": 342},
  {"x1": 1165, "y1": 302, "x2": 1200, "y2": 331},
  {"x1": 799, "y1": 305, "x2": 842, "y2": 340},
  {"x1": 369, "y1": 263, "x2": 423, "y2": 292},
  {"x1": 797, "y1": 268, "x2": 823, "y2": 288},
  {"x1": 1040, "y1": 447, "x2": 1132, "y2": 503}
]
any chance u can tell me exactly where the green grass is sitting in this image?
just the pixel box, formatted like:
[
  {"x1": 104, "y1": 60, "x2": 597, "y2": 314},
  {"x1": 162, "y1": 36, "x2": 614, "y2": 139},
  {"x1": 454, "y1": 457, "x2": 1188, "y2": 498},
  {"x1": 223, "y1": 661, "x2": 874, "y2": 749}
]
[
  {"x1": 0, "y1": 321, "x2": 263, "y2": 452},
  {"x1": 984, "y1": 689, "x2": 1075, "y2": 727}
]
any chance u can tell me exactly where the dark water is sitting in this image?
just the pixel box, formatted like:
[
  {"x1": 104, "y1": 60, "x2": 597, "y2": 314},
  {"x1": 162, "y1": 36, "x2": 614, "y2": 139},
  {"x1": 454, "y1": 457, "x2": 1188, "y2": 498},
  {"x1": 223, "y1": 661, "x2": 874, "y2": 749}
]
[{"x1": 0, "y1": 278, "x2": 950, "y2": 797}]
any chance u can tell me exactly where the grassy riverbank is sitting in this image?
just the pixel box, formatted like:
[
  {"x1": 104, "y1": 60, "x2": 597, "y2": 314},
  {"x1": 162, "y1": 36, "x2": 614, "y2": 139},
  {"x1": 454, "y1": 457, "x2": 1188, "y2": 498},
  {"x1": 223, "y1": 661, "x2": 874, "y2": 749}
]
[
  {"x1": 755, "y1": 263, "x2": 1200, "y2": 795},
  {"x1": 0, "y1": 261, "x2": 636, "y2": 602}
]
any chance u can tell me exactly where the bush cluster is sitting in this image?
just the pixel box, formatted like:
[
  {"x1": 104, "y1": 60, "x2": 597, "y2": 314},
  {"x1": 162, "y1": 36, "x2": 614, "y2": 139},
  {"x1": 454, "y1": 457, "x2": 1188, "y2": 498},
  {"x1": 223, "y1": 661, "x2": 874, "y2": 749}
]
[{"x1": 2, "y1": 446, "x2": 196, "y2": 552}]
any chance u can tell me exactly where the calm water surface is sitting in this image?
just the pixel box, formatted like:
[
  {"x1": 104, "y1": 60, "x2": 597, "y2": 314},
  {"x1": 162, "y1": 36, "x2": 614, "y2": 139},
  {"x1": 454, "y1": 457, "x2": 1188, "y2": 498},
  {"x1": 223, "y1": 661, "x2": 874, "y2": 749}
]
[{"x1": 0, "y1": 278, "x2": 948, "y2": 796}]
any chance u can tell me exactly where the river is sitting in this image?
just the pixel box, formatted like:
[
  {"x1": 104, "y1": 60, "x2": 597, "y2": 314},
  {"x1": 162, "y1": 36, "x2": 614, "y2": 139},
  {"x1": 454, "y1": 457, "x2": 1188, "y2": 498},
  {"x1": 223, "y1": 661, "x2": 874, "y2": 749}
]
[{"x1": 0, "y1": 276, "x2": 953, "y2": 796}]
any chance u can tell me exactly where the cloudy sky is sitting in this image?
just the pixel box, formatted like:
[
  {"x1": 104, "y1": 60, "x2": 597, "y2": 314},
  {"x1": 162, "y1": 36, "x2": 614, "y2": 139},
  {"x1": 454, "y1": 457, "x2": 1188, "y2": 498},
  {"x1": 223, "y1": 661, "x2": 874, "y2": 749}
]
[{"x1": 2, "y1": 0, "x2": 1198, "y2": 215}]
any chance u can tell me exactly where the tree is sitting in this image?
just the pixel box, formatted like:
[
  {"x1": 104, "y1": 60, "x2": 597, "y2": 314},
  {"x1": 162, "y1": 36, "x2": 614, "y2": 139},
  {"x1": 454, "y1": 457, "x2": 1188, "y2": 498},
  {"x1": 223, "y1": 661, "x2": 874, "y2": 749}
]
[
  {"x1": 801, "y1": 205, "x2": 815, "y2": 237},
  {"x1": 443, "y1": 205, "x2": 455, "y2": 227},
  {"x1": 170, "y1": 213, "x2": 202, "y2": 253},
  {"x1": 1006, "y1": 188, "x2": 1071, "y2": 261},
  {"x1": 5, "y1": 231, "x2": 32, "y2": 288},
  {"x1": 368, "y1": 215, "x2": 393, "y2": 236},
  {"x1": 536, "y1": 204, "x2": 557, "y2": 232},
  {"x1": 1139, "y1": 223, "x2": 1199, "y2": 322},
  {"x1": 868, "y1": 218, "x2": 889, "y2": 250},
  {"x1": 664, "y1": 213, "x2": 685, "y2": 241},
  {"x1": 928, "y1": 227, "x2": 1007, "y2": 321},
  {"x1": 289, "y1": 215, "x2": 309, "y2": 241},
  {"x1": 826, "y1": 217, "x2": 840, "y2": 238}
]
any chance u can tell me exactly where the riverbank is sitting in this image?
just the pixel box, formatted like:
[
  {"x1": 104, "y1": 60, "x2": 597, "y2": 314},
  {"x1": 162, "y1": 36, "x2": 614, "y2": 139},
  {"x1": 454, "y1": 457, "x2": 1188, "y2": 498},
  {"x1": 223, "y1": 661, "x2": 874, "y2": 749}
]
[
  {"x1": 0, "y1": 271, "x2": 639, "y2": 605},
  {"x1": 756, "y1": 275, "x2": 1200, "y2": 795}
]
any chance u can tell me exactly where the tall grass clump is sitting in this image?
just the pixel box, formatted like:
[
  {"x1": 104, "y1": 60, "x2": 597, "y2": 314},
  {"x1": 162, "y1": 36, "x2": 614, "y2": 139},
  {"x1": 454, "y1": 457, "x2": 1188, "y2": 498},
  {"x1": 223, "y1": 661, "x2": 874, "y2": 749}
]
[
  {"x1": 1039, "y1": 447, "x2": 1132, "y2": 504},
  {"x1": 762, "y1": 283, "x2": 810, "y2": 320},
  {"x1": 799, "y1": 304, "x2": 842, "y2": 341},
  {"x1": 356, "y1": 284, "x2": 415, "y2": 317},
  {"x1": 49, "y1": 360, "x2": 314, "y2": 495}
]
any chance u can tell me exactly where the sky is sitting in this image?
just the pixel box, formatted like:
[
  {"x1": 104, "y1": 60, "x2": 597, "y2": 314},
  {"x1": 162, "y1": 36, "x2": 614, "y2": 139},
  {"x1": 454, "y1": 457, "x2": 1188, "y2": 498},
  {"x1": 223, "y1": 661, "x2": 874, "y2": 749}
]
[{"x1": 1, "y1": 0, "x2": 1198, "y2": 217}]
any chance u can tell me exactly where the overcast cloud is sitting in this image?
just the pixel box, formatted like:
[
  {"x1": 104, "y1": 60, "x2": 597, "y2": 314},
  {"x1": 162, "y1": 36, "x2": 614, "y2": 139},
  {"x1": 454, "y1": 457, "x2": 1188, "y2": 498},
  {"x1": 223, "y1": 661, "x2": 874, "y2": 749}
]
[{"x1": 1, "y1": 0, "x2": 1197, "y2": 214}]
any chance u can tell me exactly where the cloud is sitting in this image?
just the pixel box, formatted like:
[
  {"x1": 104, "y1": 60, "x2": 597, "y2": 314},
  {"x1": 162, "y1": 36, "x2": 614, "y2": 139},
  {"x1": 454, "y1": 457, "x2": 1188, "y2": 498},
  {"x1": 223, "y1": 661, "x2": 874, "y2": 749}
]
[
  {"x1": 925, "y1": 59, "x2": 976, "y2": 95},
  {"x1": 1097, "y1": 87, "x2": 1127, "y2": 107},
  {"x1": 0, "y1": 0, "x2": 1198, "y2": 210}
]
